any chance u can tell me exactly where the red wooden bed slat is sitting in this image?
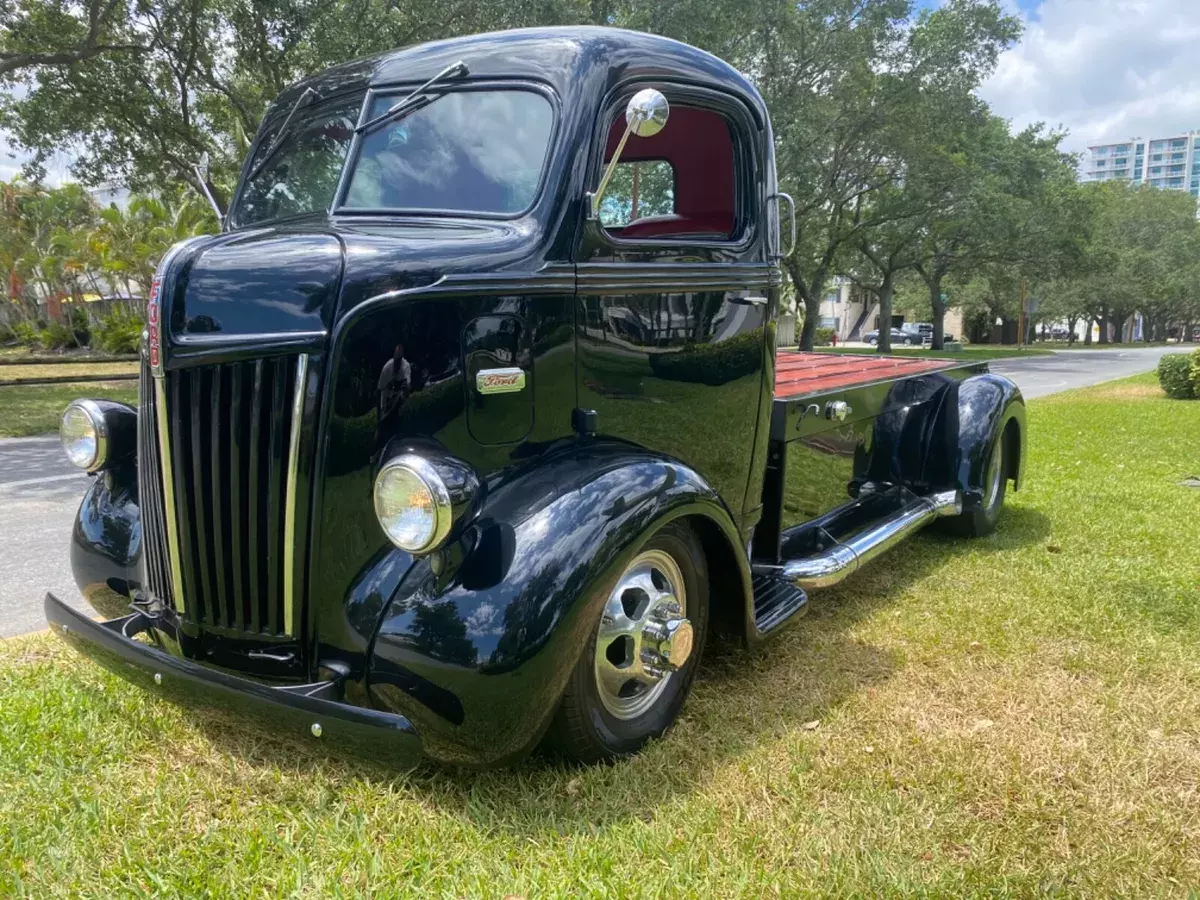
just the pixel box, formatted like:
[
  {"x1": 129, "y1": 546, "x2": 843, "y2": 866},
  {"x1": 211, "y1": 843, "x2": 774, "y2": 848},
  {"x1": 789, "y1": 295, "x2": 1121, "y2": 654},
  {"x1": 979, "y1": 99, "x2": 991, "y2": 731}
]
[{"x1": 774, "y1": 351, "x2": 957, "y2": 399}]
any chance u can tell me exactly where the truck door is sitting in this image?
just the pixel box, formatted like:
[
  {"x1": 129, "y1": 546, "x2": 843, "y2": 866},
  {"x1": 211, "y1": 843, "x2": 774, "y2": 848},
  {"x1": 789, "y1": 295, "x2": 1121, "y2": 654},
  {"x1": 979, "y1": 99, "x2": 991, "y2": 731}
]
[{"x1": 574, "y1": 84, "x2": 776, "y2": 535}]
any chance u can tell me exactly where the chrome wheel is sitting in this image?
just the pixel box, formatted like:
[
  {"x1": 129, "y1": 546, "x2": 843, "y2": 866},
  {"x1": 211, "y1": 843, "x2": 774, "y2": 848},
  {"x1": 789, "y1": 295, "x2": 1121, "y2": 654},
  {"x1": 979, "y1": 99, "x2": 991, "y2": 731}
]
[
  {"x1": 593, "y1": 548, "x2": 694, "y2": 721},
  {"x1": 983, "y1": 441, "x2": 1004, "y2": 508}
]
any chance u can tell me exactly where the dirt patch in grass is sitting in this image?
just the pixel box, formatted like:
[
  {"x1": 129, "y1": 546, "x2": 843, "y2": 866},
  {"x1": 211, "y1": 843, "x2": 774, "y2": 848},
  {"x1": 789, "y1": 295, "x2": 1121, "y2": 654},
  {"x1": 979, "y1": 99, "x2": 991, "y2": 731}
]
[
  {"x1": 1, "y1": 373, "x2": 1198, "y2": 896},
  {"x1": 1073, "y1": 381, "x2": 1164, "y2": 401}
]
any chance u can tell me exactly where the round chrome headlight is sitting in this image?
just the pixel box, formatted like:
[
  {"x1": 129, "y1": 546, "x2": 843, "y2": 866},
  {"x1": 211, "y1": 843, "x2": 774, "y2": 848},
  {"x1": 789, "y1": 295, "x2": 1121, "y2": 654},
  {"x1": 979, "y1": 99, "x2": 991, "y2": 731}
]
[
  {"x1": 60, "y1": 400, "x2": 107, "y2": 471},
  {"x1": 373, "y1": 454, "x2": 452, "y2": 554}
]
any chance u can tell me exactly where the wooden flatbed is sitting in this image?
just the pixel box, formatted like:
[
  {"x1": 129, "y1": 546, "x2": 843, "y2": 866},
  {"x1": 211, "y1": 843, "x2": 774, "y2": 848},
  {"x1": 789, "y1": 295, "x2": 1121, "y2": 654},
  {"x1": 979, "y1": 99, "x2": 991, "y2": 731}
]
[{"x1": 774, "y1": 351, "x2": 961, "y2": 399}]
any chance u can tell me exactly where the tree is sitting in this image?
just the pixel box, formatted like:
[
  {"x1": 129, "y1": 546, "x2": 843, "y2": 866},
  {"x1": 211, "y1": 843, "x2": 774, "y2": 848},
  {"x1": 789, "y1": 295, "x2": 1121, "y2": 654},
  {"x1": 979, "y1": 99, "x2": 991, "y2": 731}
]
[
  {"x1": 909, "y1": 116, "x2": 1084, "y2": 348},
  {"x1": 1, "y1": 0, "x2": 595, "y2": 201},
  {"x1": 757, "y1": 0, "x2": 1019, "y2": 350},
  {"x1": 1067, "y1": 182, "x2": 1200, "y2": 344},
  {"x1": 0, "y1": 0, "x2": 143, "y2": 77}
]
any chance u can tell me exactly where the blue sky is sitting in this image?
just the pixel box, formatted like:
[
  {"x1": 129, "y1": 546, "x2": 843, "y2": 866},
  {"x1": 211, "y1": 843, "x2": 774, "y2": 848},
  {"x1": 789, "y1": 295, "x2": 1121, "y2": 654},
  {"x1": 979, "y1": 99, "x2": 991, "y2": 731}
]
[{"x1": 977, "y1": 0, "x2": 1200, "y2": 154}]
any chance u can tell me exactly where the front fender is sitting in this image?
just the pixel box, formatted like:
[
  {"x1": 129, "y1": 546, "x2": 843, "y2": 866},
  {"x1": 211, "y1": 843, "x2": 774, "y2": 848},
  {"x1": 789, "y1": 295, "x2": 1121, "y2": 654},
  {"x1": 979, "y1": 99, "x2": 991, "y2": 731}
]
[
  {"x1": 366, "y1": 439, "x2": 749, "y2": 767},
  {"x1": 928, "y1": 373, "x2": 1026, "y2": 509},
  {"x1": 70, "y1": 464, "x2": 142, "y2": 619}
]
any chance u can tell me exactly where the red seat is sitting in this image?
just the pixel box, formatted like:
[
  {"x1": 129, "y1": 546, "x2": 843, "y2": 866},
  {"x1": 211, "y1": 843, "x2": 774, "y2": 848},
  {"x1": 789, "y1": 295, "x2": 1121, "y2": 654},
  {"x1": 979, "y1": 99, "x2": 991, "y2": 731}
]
[{"x1": 616, "y1": 211, "x2": 735, "y2": 239}]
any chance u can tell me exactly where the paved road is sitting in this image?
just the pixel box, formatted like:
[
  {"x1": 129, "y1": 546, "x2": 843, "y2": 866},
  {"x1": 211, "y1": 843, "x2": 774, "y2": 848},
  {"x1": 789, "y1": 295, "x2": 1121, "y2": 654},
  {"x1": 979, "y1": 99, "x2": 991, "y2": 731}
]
[
  {"x1": 989, "y1": 345, "x2": 1179, "y2": 399},
  {"x1": 0, "y1": 345, "x2": 1182, "y2": 638},
  {"x1": 0, "y1": 436, "x2": 93, "y2": 637}
]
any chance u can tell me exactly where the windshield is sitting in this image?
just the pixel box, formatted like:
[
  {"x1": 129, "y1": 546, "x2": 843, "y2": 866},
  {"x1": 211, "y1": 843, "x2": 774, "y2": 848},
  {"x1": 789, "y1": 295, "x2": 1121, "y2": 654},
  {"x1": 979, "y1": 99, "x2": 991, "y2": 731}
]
[
  {"x1": 233, "y1": 95, "x2": 361, "y2": 227},
  {"x1": 342, "y1": 89, "x2": 554, "y2": 215}
]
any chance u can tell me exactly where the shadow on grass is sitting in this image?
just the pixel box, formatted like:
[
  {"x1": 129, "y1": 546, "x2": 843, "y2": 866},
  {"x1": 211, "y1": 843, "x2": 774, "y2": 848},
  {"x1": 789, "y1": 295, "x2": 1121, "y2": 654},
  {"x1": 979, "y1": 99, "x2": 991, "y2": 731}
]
[{"x1": 173, "y1": 504, "x2": 1052, "y2": 836}]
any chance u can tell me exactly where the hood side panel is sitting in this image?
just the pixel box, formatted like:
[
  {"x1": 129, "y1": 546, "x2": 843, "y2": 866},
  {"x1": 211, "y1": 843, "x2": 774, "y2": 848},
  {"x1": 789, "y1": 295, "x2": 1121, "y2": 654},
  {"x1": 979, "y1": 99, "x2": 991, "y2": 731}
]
[{"x1": 170, "y1": 231, "x2": 344, "y2": 342}]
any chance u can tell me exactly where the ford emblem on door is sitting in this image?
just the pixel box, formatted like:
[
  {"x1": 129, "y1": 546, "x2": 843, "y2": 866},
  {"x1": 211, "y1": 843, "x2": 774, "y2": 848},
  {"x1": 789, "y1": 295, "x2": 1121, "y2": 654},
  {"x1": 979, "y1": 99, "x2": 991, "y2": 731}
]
[{"x1": 476, "y1": 367, "x2": 526, "y2": 395}]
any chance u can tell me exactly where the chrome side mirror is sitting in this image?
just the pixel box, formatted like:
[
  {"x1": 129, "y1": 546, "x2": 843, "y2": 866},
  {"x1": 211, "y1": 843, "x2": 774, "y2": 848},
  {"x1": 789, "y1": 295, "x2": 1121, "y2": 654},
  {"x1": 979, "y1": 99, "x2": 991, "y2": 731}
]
[{"x1": 591, "y1": 89, "x2": 670, "y2": 218}]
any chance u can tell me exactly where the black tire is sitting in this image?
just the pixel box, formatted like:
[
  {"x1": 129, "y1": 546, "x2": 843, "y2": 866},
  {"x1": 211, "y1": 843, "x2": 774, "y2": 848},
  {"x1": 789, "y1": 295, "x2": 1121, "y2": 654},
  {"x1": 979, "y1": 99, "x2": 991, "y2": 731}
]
[
  {"x1": 941, "y1": 434, "x2": 1008, "y2": 537},
  {"x1": 541, "y1": 520, "x2": 709, "y2": 763}
]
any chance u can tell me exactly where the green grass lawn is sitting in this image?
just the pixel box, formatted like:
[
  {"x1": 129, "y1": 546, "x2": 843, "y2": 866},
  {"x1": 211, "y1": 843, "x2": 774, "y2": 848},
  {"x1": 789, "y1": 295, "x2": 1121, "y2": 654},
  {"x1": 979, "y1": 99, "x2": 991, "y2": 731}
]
[
  {"x1": 0, "y1": 381, "x2": 139, "y2": 437},
  {"x1": 812, "y1": 345, "x2": 1054, "y2": 360},
  {"x1": 3, "y1": 373, "x2": 1200, "y2": 896}
]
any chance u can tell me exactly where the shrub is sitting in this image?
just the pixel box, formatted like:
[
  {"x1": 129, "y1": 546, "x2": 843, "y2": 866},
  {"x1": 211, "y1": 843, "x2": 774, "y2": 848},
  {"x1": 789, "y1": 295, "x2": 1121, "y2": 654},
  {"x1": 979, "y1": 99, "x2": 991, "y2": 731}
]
[
  {"x1": 1191, "y1": 348, "x2": 1200, "y2": 398},
  {"x1": 94, "y1": 308, "x2": 144, "y2": 354},
  {"x1": 39, "y1": 320, "x2": 78, "y2": 350},
  {"x1": 67, "y1": 306, "x2": 91, "y2": 348},
  {"x1": 0, "y1": 322, "x2": 14, "y2": 345},
  {"x1": 1157, "y1": 353, "x2": 1194, "y2": 399},
  {"x1": 11, "y1": 321, "x2": 40, "y2": 347},
  {"x1": 814, "y1": 327, "x2": 835, "y2": 347}
]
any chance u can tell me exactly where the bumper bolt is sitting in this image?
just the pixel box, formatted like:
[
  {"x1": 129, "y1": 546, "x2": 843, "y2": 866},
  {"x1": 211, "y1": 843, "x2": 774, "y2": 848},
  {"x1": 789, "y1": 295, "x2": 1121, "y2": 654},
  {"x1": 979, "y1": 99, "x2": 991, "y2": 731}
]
[
  {"x1": 311, "y1": 723, "x2": 323, "y2": 738},
  {"x1": 153, "y1": 673, "x2": 162, "y2": 685}
]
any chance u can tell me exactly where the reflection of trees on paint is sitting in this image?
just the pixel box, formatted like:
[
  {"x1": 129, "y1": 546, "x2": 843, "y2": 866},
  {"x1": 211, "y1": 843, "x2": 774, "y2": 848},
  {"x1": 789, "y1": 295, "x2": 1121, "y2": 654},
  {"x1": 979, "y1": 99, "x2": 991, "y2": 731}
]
[{"x1": 409, "y1": 600, "x2": 478, "y2": 666}]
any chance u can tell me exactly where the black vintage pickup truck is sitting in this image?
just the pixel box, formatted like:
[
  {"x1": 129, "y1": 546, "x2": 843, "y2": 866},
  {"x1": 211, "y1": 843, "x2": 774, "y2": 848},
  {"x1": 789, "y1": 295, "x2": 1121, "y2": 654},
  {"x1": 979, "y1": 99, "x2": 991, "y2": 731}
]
[{"x1": 48, "y1": 27, "x2": 1025, "y2": 767}]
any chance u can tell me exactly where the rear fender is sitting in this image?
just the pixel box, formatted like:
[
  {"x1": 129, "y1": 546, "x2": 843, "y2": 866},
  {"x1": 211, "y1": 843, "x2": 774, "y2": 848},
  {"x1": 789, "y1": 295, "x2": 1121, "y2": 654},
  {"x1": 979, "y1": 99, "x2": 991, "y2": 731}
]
[
  {"x1": 365, "y1": 439, "x2": 750, "y2": 767},
  {"x1": 925, "y1": 373, "x2": 1026, "y2": 509}
]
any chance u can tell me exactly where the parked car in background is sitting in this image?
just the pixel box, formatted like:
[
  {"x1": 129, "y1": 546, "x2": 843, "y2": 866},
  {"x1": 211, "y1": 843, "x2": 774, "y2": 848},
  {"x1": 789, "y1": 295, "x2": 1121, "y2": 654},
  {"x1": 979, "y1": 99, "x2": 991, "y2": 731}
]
[
  {"x1": 904, "y1": 323, "x2": 955, "y2": 344},
  {"x1": 864, "y1": 327, "x2": 915, "y2": 346},
  {"x1": 864, "y1": 324, "x2": 955, "y2": 346}
]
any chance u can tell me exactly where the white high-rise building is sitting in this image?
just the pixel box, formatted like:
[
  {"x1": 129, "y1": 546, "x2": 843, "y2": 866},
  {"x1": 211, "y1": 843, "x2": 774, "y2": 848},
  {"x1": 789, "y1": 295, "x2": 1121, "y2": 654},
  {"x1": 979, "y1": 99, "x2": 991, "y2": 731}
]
[{"x1": 1084, "y1": 133, "x2": 1200, "y2": 196}]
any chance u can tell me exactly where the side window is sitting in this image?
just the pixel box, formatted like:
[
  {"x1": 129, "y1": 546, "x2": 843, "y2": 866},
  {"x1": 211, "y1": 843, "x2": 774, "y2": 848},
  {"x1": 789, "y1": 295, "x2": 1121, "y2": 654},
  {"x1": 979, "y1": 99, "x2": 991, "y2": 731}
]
[
  {"x1": 598, "y1": 161, "x2": 676, "y2": 228},
  {"x1": 598, "y1": 100, "x2": 741, "y2": 241}
]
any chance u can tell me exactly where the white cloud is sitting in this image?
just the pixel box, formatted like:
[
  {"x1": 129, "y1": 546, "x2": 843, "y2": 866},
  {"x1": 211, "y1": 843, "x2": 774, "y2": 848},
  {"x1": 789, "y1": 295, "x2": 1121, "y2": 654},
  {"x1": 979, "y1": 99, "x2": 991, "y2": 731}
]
[{"x1": 979, "y1": 0, "x2": 1200, "y2": 153}]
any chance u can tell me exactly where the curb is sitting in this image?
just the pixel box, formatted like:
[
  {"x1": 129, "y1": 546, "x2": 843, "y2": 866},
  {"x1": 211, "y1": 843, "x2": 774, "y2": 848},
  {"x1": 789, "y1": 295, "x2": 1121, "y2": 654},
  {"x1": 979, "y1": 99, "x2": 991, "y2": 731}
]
[
  {"x1": 0, "y1": 355, "x2": 139, "y2": 367},
  {"x1": 0, "y1": 374, "x2": 139, "y2": 386}
]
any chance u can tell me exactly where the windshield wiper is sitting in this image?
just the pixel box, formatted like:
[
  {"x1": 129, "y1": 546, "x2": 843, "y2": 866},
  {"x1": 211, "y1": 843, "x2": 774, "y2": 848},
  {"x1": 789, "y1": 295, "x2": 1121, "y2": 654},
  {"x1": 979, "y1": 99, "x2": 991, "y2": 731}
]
[
  {"x1": 356, "y1": 60, "x2": 469, "y2": 136},
  {"x1": 247, "y1": 86, "x2": 323, "y2": 183}
]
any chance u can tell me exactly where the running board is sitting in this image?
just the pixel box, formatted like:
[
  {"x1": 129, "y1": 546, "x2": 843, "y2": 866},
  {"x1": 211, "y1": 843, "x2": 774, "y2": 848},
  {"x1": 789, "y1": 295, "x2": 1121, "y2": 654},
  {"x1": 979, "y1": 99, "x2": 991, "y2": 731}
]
[{"x1": 753, "y1": 490, "x2": 962, "y2": 590}]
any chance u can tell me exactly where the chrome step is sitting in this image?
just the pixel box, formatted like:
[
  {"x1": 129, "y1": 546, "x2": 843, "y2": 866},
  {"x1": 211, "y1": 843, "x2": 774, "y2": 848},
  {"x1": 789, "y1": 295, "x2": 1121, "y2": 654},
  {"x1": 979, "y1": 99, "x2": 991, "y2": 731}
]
[
  {"x1": 754, "y1": 490, "x2": 961, "y2": 590},
  {"x1": 752, "y1": 572, "x2": 808, "y2": 634}
]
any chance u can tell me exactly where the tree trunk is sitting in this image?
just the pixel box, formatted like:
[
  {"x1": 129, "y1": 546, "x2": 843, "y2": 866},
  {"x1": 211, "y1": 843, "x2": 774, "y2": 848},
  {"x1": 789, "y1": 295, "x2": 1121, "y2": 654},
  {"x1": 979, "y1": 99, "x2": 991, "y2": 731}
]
[
  {"x1": 1066, "y1": 315, "x2": 1078, "y2": 344},
  {"x1": 1185, "y1": 323, "x2": 1195, "y2": 343},
  {"x1": 1083, "y1": 317, "x2": 1093, "y2": 345},
  {"x1": 876, "y1": 273, "x2": 895, "y2": 354},
  {"x1": 1097, "y1": 312, "x2": 1109, "y2": 345},
  {"x1": 928, "y1": 274, "x2": 946, "y2": 349},
  {"x1": 787, "y1": 258, "x2": 826, "y2": 352}
]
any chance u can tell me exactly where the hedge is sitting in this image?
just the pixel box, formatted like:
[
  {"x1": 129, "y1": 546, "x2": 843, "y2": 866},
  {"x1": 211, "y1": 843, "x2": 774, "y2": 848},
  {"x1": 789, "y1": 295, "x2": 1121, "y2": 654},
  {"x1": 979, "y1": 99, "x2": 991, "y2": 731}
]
[{"x1": 1157, "y1": 352, "x2": 1196, "y2": 400}]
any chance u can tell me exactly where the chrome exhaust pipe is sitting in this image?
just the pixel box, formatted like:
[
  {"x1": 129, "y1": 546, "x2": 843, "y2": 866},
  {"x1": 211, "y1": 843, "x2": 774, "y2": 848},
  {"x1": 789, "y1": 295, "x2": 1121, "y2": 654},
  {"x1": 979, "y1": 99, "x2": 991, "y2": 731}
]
[{"x1": 759, "y1": 490, "x2": 962, "y2": 590}]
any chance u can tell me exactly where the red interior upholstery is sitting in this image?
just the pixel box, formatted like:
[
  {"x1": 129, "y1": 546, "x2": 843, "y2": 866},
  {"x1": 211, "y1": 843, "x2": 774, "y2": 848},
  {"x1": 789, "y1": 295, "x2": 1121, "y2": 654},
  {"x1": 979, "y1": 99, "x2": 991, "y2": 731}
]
[{"x1": 604, "y1": 105, "x2": 735, "y2": 239}]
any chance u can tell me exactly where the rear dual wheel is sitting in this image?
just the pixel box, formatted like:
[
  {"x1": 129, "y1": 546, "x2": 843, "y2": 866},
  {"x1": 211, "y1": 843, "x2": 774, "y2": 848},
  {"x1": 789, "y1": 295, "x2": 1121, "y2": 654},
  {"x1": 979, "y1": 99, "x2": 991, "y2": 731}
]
[{"x1": 543, "y1": 521, "x2": 709, "y2": 763}]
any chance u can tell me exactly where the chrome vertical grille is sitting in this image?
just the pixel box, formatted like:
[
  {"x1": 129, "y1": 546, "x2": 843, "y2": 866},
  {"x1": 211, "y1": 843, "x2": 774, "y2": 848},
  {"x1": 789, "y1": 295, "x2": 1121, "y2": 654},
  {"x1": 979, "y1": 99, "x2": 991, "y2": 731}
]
[
  {"x1": 139, "y1": 355, "x2": 306, "y2": 637},
  {"x1": 137, "y1": 362, "x2": 174, "y2": 608}
]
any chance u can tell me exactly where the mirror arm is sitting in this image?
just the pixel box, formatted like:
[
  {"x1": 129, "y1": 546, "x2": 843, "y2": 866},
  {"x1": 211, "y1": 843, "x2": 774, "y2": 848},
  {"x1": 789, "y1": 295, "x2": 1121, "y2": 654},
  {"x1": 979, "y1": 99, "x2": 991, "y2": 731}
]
[
  {"x1": 193, "y1": 164, "x2": 226, "y2": 223},
  {"x1": 591, "y1": 114, "x2": 642, "y2": 218}
]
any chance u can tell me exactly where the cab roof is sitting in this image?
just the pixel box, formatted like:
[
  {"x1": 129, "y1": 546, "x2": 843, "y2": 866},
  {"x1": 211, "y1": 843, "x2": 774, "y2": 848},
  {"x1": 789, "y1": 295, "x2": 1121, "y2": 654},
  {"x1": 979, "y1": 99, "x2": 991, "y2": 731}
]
[{"x1": 272, "y1": 27, "x2": 767, "y2": 127}]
